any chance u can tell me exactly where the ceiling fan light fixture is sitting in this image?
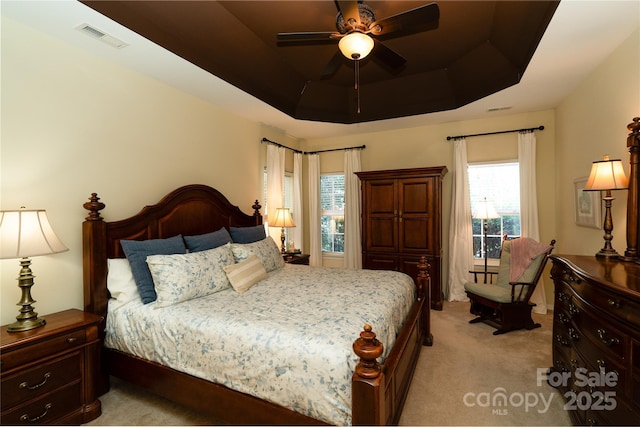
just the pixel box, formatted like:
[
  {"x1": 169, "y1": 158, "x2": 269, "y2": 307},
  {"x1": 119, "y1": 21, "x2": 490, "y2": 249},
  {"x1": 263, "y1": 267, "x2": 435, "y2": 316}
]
[{"x1": 338, "y1": 32, "x2": 374, "y2": 60}]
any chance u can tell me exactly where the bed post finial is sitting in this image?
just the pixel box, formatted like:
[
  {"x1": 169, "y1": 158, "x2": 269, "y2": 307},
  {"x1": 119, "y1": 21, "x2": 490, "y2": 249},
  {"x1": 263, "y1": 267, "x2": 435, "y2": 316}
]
[
  {"x1": 252, "y1": 200, "x2": 262, "y2": 222},
  {"x1": 83, "y1": 193, "x2": 105, "y2": 221},
  {"x1": 353, "y1": 324, "x2": 383, "y2": 379}
]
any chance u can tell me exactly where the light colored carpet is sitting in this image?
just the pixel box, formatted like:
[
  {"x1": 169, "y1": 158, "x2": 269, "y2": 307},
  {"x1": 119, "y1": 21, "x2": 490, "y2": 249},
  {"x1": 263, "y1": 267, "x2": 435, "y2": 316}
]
[{"x1": 85, "y1": 301, "x2": 572, "y2": 426}]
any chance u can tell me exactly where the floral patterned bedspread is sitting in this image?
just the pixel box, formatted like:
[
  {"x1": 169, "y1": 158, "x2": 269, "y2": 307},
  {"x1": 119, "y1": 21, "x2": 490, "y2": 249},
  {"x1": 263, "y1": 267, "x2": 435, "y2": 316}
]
[{"x1": 105, "y1": 264, "x2": 416, "y2": 425}]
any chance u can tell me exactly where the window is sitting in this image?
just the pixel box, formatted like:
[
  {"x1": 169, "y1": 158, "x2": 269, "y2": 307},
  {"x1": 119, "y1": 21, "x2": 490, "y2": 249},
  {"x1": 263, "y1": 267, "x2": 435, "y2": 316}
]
[
  {"x1": 320, "y1": 174, "x2": 344, "y2": 253},
  {"x1": 468, "y1": 162, "x2": 521, "y2": 262}
]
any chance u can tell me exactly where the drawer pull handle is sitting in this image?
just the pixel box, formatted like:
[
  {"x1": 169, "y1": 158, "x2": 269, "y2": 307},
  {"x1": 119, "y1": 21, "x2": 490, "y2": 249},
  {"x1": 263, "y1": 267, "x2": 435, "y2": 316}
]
[
  {"x1": 569, "y1": 328, "x2": 580, "y2": 341},
  {"x1": 568, "y1": 303, "x2": 580, "y2": 317},
  {"x1": 607, "y1": 298, "x2": 620, "y2": 309},
  {"x1": 66, "y1": 337, "x2": 77, "y2": 344},
  {"x1": 596, "y1": 328, "x2": 619, "y2": 346},
  {"x1": 20, "y1": 403, "x2": 52, "y2": 423},
  {"x1": 19, "y1": 372, "x2": 51, "y2": 390},
  {"x1": 558, "y1": 313, "x2": 570, "y2": 324},
  {"x1": 556, "y1": 334, "x2": 569, "y2": 346}
]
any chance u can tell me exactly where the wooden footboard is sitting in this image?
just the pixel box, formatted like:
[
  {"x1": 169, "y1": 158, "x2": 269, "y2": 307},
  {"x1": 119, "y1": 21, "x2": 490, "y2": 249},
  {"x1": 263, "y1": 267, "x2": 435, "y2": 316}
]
[
  {"x1": 82, "y1": 185, "x2": 430, "y2": 425},
  {"x1": 352, "y1": 257, "x2": 430, "y2": 425}
]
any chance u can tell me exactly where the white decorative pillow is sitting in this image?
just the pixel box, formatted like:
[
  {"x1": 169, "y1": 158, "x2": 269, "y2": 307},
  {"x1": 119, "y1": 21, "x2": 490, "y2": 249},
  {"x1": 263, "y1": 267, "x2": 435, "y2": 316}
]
[
  {"x1": 147, "y1": 243, "x2": 235, "y2": 308},
  {"x1": 223, "y1": 254, "x2": 267, "y2": 293},
  {"x1": 107, "y1": 258, "x2": 140, "y2": 310},
  {"x1": 231, "y1": 236, "x2": 285, "y2": 272}
]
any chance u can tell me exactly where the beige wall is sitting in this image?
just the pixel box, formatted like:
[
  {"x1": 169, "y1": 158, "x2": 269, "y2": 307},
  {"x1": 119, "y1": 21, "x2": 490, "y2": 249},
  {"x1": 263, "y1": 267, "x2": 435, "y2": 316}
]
[
  {"x1": 1, "y1": 18, "x2": 264, "y2": 324},
  {"x1": 2, "y1": 16, "x2": 637, "y2": 324},
  {"x1": 555, "y1": 27, "x2": 639, "y2": 257}
]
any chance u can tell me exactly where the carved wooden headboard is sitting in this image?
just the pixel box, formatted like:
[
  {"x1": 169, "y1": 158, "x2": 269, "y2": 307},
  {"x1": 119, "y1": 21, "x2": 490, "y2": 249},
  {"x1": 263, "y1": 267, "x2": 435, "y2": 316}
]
[{"x1": 82, "y1": 184, "x2": 262, "y2": 320}]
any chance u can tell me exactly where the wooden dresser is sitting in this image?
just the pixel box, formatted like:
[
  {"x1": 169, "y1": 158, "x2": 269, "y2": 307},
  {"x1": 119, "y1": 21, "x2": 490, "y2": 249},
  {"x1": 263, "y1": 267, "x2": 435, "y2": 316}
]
[
  {"x1": 549, "y1": 255, "x2": 640, "y2": 425},
  {"x1": 357, "y1": 166, "x2": 447, "y2": 310},
  {"x1": 1, "y1": 309, "x2": 102, "y2": 425}
]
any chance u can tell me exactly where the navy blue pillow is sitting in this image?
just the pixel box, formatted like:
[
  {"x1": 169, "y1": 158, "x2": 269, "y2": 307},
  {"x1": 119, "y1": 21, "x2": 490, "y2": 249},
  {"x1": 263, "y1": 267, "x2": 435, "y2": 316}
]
[
  {"x1": 184, "y1": 227, "x2": 232, "y2": 252},
  {"x1": 120, "y1": 235, "x2": 186, "y2": 304},
  {"x1": 229, "y1": 225, "x2": 266, "y2": 244}
]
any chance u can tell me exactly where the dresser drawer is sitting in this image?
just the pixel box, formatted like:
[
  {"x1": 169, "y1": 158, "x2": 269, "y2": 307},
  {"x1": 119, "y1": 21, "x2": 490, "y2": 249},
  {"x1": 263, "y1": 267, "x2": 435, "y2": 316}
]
[
  {"x1": 570, "y1": 294, "x2": 628, "y2": 361},
  {"x1": 0, "y1": 329, "x2": 86, "y2": 372},
  {"x1": 0, "y1": 381, "x2": 81, "y2": 425},
  {"x1": 1, "y1": 352, "x2": 81, "y2": 410},
  {"x1": 575, "y1": 279, "x2": 640, "y2": 329}
]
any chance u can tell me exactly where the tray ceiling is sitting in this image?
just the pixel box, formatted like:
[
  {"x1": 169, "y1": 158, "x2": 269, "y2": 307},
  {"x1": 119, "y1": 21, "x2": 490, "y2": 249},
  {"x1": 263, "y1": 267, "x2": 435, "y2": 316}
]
[{"x1": 80, "y1": 1, "x2": 560, "y2": 125}]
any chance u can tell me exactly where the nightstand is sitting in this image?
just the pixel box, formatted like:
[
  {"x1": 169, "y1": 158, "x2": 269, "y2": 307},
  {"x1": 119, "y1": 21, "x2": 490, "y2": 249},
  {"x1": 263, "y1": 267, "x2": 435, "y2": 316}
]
[
  {"x1": 283, "y1": 253, "x2": 310, "y2": 265},
  {"x1": 1, "y1": 309, "x2": 102, "y2": 425}
]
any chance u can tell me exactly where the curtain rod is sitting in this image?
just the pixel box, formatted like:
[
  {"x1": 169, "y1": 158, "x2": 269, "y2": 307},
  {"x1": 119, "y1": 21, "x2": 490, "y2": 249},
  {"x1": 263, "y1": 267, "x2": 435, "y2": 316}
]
[
  {"x1": 261, "y1": 137, "x2": 366, "y2": 155},
  {"x1": 305, "y1": 145, "x2": 366, "y2": 155},
  {"x1": 446, "y1": 125, "x2": 544, "y2": 141},
  {"x1": 261, "y1": 137, "x2": 303, "y2": 154}
]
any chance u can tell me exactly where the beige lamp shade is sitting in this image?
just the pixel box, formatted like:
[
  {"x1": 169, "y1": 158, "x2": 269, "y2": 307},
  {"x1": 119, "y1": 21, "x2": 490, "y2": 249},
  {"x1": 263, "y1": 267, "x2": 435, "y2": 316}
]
[
  {"x1": 270, "y1": 208, "x2": 296, "y2": 228},
  {"x1": 472, "y1": 198, "x2": 500, "y2": 220},
  {"x1": 0, "y1": 209, "x2": 69, "y2": 259},
  {"x1": 583, "y1": 155, "x2": 629, "y2": 191},
  {"x1": 338, "y1": 32, "x2": 375, "y2": 59}
]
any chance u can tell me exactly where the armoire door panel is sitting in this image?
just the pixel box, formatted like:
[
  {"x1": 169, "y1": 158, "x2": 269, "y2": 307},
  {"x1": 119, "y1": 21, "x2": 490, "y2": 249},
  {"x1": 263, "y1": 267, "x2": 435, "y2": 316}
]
[
  {"x1": 368, "y1": 218, "x2": 396, "y2": 250},
  {"x1": 399, "y1": 180, "x2": 432, "y2": 214},
  {"x1": 400, "y1": 218, "x2": 430, "y2": 251},
  {"x1": 368, "y1": 181, "x2": 396, "y2": 214}
]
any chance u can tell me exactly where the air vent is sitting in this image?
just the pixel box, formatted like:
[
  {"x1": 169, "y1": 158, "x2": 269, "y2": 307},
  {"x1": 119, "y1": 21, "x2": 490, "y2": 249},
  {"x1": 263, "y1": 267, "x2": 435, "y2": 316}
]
[
  {"x1": 487, "y1": 106, "x2": 512, "y2": 112},
  {"x1": 76, "y1": 24, "x2": 128, "y2": 49}
]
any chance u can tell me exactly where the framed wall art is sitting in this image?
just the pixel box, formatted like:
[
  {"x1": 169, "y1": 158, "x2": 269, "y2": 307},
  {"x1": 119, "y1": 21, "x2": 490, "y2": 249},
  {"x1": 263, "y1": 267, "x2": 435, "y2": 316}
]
[{"x1": 574, "y1": 177, "x2": 602, "y2": 229}]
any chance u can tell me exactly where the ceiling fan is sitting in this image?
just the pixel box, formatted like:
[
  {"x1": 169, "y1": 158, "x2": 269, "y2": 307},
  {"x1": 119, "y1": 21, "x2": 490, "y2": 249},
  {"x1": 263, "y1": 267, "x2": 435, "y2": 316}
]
[{"x1": 277, "y1": 1, "x2": 440, "y2": 112}]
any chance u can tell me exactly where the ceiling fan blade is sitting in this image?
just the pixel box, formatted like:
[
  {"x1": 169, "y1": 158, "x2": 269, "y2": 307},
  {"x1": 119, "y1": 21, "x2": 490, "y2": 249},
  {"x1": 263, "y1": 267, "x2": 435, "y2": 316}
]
[
  {"x1": 336, "y1": 0, "x2": 360, "y2": 26},
  {"x1": 369, "y1": 2, "x2": 439, "y2": 38},
  {"x1": 372, "y1": 39, "x2": 406, "y2": 69},
  {"x1": 277, "y1": 32, "x2": 340, "y2": 43},
  {"x1": 321, "y1": 51, "x2": 345, "y2": 79}
]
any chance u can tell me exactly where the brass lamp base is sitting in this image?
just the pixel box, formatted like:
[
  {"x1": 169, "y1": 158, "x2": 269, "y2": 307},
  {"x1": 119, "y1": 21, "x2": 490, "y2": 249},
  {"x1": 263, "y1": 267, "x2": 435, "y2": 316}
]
[
  {"x1": 7, "y1": 257, "x2": 47, "y2": 333},
  {"x1": 7, "y1": 316, "x2": 46, "y2": 332},
  {"x1": 595, "y1": 193, "x2": 620, "y2": 259}
]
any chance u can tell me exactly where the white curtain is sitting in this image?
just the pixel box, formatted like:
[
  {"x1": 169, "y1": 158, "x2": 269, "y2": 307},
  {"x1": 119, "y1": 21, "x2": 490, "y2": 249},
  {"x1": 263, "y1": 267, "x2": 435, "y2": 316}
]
[
  {"x1": 343, "y1": 150, "x2": 362, "y2": 269},
  {"x1": 518, "y1": 131, "x2": 547, "y2": 314},
  {"x1": 266, "y1": 144, "x2": 285, "y2": 244},
  {"x1": 291, "y1": 152, "x2": 303, "y2": 251},
  {"x1": 308, "y1": 154, "x2": 323, "y2": 266},
  {"x1": 447, "y1": 138, "x2": 474, "y2": 301}
]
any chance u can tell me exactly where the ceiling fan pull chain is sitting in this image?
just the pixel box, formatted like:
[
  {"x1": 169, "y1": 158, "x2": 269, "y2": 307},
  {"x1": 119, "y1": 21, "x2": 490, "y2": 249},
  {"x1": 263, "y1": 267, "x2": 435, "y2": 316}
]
[{"x1": 355, "y1": 58, "x2": 361, "y2": 114}]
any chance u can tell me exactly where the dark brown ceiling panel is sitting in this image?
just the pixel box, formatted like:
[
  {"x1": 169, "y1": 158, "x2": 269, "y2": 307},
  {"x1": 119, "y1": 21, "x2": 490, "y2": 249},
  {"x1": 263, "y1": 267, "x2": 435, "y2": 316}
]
[{"x1": 80, "y1": 0, "x2": 560, "y2": 124}]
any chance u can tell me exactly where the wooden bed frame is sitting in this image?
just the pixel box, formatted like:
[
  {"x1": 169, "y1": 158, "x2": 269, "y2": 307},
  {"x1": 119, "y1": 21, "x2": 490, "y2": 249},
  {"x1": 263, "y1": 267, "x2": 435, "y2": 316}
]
[{"x1": 82, "y1": 184, "x2": 432, "y2": 425}]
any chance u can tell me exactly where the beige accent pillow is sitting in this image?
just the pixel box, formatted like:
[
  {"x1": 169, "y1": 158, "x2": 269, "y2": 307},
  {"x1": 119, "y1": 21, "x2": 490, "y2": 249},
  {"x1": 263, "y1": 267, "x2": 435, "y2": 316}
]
[{"x1": 223, "y1": 254, "x2": 267, "y2": 293}]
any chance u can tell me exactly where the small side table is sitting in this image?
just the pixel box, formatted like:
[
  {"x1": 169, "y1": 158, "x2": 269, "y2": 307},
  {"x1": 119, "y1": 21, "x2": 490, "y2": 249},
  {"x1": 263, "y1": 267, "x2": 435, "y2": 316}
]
[
  {"x1": 469, "y1": 265, "x2": 499, "y2": 284},
  {"x1": 283, "y1": 253, "x2": 310, "y2": 265},
  {"x1": 1, "y1": 309, "x2": 102, "y2": 425}
]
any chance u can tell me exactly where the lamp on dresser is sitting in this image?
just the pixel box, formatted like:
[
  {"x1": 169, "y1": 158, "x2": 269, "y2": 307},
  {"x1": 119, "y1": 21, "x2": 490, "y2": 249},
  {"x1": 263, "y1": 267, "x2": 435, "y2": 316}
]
[
  {"x1": 583, "y1": 155, "x2": 629, "y2": 258},
  {"x1": 0, "y1": 208, "x2": 68, "y2": 332},
  {"x1": 270, "y1": 207, "x2": 296, "y2": 253}
]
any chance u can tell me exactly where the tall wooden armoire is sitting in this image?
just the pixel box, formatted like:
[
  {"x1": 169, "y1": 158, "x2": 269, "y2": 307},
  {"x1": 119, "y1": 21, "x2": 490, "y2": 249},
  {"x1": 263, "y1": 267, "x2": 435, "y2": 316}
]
[{"x1": 357, "y1": 167, "x2": 447, "y2": 310}]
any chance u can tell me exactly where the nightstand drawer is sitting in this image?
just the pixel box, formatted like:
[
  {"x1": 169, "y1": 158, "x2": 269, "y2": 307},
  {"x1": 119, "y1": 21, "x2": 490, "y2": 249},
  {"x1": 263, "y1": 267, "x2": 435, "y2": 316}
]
[
  {"x1": 0, "y1": 329, "x2": 86, "y2": 372},
  {"x1": 0, "y1": 381, "x2": 81, "y2": 425},
  {"x1": 1, "y1": 352, "x2": 81, "y2": 410}
]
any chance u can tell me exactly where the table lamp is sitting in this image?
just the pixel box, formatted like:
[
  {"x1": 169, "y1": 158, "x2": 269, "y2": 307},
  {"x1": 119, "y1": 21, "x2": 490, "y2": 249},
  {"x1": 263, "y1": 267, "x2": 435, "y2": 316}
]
[
  {"x1": 0, "y1": 209, "x2": 68, "y2": 332},
  {"x1": 270, "y1": 208, "x2": 295, "y2": 253},
  {"x1": 472, "y1": 198, "x2": 500, "y2": 274},
  {"x1": 583, "y1": 155, "x2": 629, "y2": 258}
]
